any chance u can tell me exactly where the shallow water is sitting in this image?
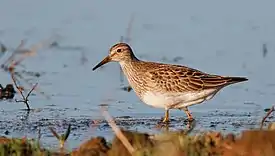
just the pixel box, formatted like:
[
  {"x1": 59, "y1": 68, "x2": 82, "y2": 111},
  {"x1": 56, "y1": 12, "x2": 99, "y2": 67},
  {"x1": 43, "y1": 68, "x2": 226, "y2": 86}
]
[{"x1": 0, "y1": 0, "x2": 275, "y2": 149}]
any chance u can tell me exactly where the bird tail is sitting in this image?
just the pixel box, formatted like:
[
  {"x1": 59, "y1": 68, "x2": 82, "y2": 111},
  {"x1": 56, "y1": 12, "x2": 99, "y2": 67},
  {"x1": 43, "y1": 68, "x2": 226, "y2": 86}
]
[{"x1": 201, "y1": 75, "x2": 248, "y2": 89}]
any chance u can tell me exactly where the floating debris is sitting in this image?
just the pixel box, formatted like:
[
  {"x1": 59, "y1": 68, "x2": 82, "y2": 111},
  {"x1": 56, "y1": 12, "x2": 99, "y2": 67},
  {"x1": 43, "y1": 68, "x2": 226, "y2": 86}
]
[
  {"x1": 0, "y1": 84, "x2": 16, "y2": 100},
  {"x1": 120, "y1": 86, "x2": 132, "y2": 92},
  {"x1": 49, "y1": 41, "x2": 59, "y2": 48}
]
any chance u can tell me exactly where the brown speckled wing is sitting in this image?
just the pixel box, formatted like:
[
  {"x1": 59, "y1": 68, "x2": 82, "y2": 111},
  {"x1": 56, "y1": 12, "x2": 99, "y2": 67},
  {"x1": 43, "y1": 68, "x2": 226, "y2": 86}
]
[{"x1": 145, "y1": 63, "x2": 246, "y2": 93}]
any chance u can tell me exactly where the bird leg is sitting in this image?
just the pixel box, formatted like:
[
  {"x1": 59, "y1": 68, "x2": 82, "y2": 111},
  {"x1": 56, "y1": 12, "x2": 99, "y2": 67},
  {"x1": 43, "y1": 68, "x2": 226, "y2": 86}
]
[
  {"x1": 162, "y1": 109, "x2": 169, "y2": 123},
  {"x1": 182, "y1": 107, "x2": 194, "y2": 121}
]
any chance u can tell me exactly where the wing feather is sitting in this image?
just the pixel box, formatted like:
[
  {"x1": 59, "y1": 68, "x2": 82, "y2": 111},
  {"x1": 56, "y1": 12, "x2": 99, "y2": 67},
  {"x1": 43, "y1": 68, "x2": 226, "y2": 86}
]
[{"x1": 144, "y1": 63, "x2": 247, "y2": 93}]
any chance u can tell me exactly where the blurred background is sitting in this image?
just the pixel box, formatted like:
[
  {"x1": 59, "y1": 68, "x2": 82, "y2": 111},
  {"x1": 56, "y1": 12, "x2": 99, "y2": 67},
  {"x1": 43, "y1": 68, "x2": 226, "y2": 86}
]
[{"x1": 0, "y1": 0, "x2": 274, "y2": 149}]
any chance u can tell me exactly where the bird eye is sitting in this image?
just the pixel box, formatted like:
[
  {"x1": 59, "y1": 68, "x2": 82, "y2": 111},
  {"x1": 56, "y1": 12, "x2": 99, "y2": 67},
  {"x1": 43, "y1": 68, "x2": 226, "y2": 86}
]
[{"x1": 116, "y1": 49, "x2": 122, "y2": 52}]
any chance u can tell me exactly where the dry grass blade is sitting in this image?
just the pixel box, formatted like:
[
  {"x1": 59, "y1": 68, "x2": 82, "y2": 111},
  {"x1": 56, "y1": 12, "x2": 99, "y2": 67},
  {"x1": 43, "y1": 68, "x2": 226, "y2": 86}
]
[
  {"x1": 260, "y1": 105, "x2": 275, "y2": 129},
  {"x1": 4, "y1": 37, "x2": 55, "y2": 66},
  {"x1": 38, "y1": 127, "x2": 42, "y2": 141},
  {"x1": 101, "y1": 106, "x2": 134, "y2": 154},
  {"x1": 37, "y1": 126, "x2": 42, "y2": 149},
  {"x1": 9, "y1": 54, "x2": 30, "y2": 67},
  {"x1": 29, "y1": 37, "x2": 54, "y2": 53},
  {"x1": 49, "y1": 124, "x2": 71, "y2": 150},
  {"x1": 49, "y1": 127, "x2": 60, "y2": 140},
  {"x1": 3, "y1": 40, "x2": 26, "y2": 65},
  {"x1": 125, "y1": 13, "x2": 135, "y2": 43},
  {"x1": 64, "y1": 124, "x2": 71, "y2": 141}
]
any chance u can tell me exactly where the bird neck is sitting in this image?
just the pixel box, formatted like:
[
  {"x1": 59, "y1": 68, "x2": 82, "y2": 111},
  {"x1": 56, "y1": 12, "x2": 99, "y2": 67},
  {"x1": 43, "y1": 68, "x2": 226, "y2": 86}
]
[
  {"x1": 119, "y1": 58, "x2": 138, "y2": 70},
  {"x1": 119, "y1": 53, "x2": 139, "y2": 67},
  {"x1": 119, "y1": 57, "x2": 144, "y2": 97}
]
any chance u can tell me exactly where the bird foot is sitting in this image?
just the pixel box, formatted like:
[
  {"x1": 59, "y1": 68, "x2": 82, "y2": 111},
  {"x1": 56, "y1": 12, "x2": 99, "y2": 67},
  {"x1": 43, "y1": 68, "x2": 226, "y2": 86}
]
[
  {"x1": 183, "y1": 118, "x2": 195, "y2": 129},
  {"x1": 160, "y1": 117, "x2": 170, "y2": 124},
  {"x1": 184, "y1": 118, "x2": 194, "y2": 123}
]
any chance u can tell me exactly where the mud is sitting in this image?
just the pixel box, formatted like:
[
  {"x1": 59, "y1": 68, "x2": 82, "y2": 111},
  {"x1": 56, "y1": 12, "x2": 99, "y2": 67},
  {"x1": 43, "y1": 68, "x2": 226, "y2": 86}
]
[{"x1": 0, "y1": 107, "x2": 269, "y2": 149}]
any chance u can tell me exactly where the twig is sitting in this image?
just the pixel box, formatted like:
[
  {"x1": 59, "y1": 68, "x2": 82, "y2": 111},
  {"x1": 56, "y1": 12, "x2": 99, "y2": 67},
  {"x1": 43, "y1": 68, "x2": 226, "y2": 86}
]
[
  {"x1": 260, "y1": 105, "x2": 275, "y2": 129},
  {"x1": 26, "y1": 83, "x2": 38, "y2": 98},
  {"x1": 11, "y1": 71, "x2": 37, "y2": 111},
  {"x1": 101, "y1": 106, "x2": 135, "y2": 154}
]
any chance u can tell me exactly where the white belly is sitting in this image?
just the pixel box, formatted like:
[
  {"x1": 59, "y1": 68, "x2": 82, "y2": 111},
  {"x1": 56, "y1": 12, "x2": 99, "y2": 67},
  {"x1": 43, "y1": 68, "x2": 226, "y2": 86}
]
[{"x1": 141, "y1": 89, "x2": 218, "y2": 109}]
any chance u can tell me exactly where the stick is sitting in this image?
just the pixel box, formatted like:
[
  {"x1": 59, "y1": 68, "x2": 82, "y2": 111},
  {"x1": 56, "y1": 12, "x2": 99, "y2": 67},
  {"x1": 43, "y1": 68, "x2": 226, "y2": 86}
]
[
  {"x1": 260, "y1": 105, "x2": 275, "y2": 129},
  {"x1": 11, "y1": 70, "x2": 37, "y2": 111},
  {"x1": 101, "y1": 106, "x2": 134, "y2": 154}
]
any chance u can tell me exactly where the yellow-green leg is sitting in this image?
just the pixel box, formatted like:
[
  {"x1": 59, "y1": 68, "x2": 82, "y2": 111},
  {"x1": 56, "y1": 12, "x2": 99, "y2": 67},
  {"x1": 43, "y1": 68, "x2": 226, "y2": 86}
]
[
  {"x1": 162, "y1": 109, "x2": 169, "y2": 123},
  {"x1": 183, "y1": 107, "x2": 194, "y2": 121}
]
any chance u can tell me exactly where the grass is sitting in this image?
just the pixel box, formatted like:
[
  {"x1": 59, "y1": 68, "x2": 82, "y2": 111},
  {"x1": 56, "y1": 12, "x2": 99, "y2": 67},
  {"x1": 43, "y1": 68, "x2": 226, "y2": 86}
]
[
  {"x1": 0, "y1": 106, "x2": 274, "y2": 156},
  {"x1": 1, "y1": 124, "x2": 275, "y2": 156}
]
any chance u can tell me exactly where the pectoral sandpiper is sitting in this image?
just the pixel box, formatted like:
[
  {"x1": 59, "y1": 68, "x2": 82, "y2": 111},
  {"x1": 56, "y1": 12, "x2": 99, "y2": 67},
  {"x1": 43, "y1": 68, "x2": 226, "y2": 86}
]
[{"x1": 92, "y1": 43, "x2": 248, "y2": 123}]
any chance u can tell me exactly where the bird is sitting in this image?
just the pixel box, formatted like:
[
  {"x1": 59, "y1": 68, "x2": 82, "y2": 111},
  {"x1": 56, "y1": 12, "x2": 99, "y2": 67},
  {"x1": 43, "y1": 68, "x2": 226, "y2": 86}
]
[{"x1": 92, "y1": 42, "x2": 248, "y2": 123}]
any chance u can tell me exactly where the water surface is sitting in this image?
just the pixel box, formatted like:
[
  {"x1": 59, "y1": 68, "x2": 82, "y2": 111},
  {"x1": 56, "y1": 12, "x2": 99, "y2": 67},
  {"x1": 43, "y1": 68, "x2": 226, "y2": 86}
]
[{"x1": 0, "y1": 0, "x2": 275, "y2": 149}]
